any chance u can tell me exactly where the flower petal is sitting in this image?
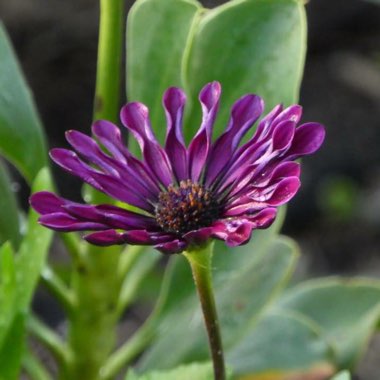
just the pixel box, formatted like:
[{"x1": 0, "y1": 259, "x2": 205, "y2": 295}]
[
  {"x1": 253, "y1": 176, "x2": 301, "y2": 206},
  {"x1": 205, "y1": 94, "x2": 264, "y2": 186},
  {"x1": 188, "y1": 81, "x2": 221, "y2": 182},
  {"x1": 92, "y1": 120, "x2": 130, "y2": 163},
  {"x1": 66, "y1": 130, "x2": 158, "y2": 199},
  {"x1": 30, "y1": 191, "x2": 65, "y2": 215},
  {"x1": 155, "y1": 239, "x2": 188, "y2": 254},
  {"x1": 63, "y1": 203, "x2": 156, "y2": 230},
  {"x1": 211, "y1": 219, "x2": 254, "y2": 246},
  {"x1": 50, "y1": 148, "x2": 103, "y2": 191},
  {"x1": 272, "y1": 105, "x2": 302, "y2": 127},
  {"x1": 89, "y1": 172, "x2": 154, "y2": 212},
  {"x1": 183, "y1": 226, "x2": 215, "y2": 246},
  {"x1": 84, "y1": 230, "x2": 126, "y2": 246},
  {"x1": 285, "y1": 122, "x2": 326, "y2": 159},
  {"x1": 123, "y1": 230, "x2": 175, "y2": 245},
  {"x1": 164, "y1": 87, "x2": 188, "y2": 181},
  {"x1": 120, "y1": 102, "x2": 173, "y2": 186},
  {"x1": 39, "y1": 213, "x2": 108, "y2": 232}
]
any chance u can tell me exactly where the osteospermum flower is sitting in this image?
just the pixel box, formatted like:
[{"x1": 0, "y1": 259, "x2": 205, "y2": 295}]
[{"x1": 30, "y1": 82, "x2": 325, "y2": 254}]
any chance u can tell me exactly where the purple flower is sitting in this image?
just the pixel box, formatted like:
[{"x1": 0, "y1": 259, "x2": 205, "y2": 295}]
[{"x1": 30, "y1": 82, "x2": 325, "y2": 254}]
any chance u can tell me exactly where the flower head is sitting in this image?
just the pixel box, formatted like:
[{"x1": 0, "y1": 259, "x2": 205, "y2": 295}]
[{"x1": 30, "y1": 82, "x2": 325, "y2": 254}]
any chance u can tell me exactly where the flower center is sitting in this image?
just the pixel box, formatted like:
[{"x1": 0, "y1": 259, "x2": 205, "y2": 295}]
[{"x1": 155, "y1": 180, "x2": 220, "y2": 235}]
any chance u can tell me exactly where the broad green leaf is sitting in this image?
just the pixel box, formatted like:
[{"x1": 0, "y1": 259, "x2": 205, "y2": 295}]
[
  {"x1": 127, "y1": 0, "x2": 306, "y2": 146},
  {"x1": 0, "y1": 23, "x2": 48, "y2": 183},
  {"x1": 0, "y1": 162, "x2": 21, "y2": 249},
  {"x1": 126, "y1": 0, "x2": 202, "y2": 152},
  {"x1": 16, "y1": 168, "x2": 54, "y2": 308},
  {"x1": 125, "y1": 362, "x2": 225, "y2": 380},
  {"x1": 0, "y1": 242, "x2": 17, "y2": 347},
  {"x1": 138, "y1": 235, "x2": 298, "y2": 371},
  {"x1": 227, "y1": 311, "x2": 334, "y2": 378},
  {"x1": 331, "y1": 370, "x2": 351, "y2": 380},
  {"x1": 0, "y1": 168, "x2": 53, "y2": 379},
  {"x1": 0, "y1": 313, "x2": 25, "y2": 380},
  {"x1": 277, "y1": 278, "x2": 380, "y2": 369},
  {"x1": 184, "y1": 0, "x2": 306, "y2": 141}
]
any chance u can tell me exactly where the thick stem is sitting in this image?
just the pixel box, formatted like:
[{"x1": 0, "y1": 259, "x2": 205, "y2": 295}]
[
  {"x1": 61, "y1": 0, "x2": 124, "y2": 378},
  {"x1": 183, "y1": 243, "x2": 226, "y2": 380},
  {"x1": 93, "y1": 0, "x2": 124, "y2": 123},
  {"x1": 65, "y1": 248, "x2": 122, "y2": 380}
]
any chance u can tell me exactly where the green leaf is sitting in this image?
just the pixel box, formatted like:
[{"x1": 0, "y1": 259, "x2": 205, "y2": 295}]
[
  {"x1": 126, "y1": 0, "x2": 202, "y2": 152},
  {"x1": 0, "y1": 313, "x2": 26, "y2": 380},
  {"x1": 331, "y1": 370, "x2": 351, "y2": 380},
  {"x1": 15, "y1": 168, "x2": 54, "y2": 309},
  {"x1": 138, "y1": 234, "x2": 298, "y2": 371},
  {"x1": 184, "y1": 0, "x2": 306, "y2": 140},
  {"x1": 0, "y1": 169, "x2": 53, "y2": 379},
  {"x1": 0, "y1": 162, "x2": 21, "y2": 249},
  {"x1": 277, "y1": 278, "x2": 380, "y2": 369},
  {"x1": 127, "y1": 0, "x2": 306, "y2": 145},
  {"x1": 0, "y1": 242, "x2": 17, "y2": 348},
  {"x1": 126, "y1": 362, "x2": 231, "y2": 380},
  {"x1": 227, "y1": 311, "x2": 334, "y2": 377},
  {"x1": 0, "y1": 23, "x2": 48, "y2": 183}
]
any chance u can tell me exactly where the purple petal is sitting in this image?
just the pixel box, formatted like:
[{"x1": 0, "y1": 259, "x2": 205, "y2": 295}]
[
  {"x1": 285, "y1": 122, "x2": 326, "y2": 159},
  {"x1": 271, "y1": 121, "x2": 296, "y2": 153},
  {"x1": 205, "y1": 94, "x2": 264, "y2": 186},
  {"x1": 164, "y1": 87, "x2": 188, "y2": 181},
  {"x1": 30, "y1": 192, "x2": 65, "y2": 215},
  {"x1": 93, "y1": 120, "x2": 161, "y2": 193},
  {"x1": 211, "y1": 219, "x2": 254, "y2": 247},
  {"x1": 66, "y1": 130, "x2": 157, "y2": 199},
  {"x1": 84, "y1": 230, "x2": 126, "y2": 246},
  {"x1": 63, "y1": 203, "x2": 156, "y2": 230},
  {"x1": 188, "y1": 81, "x2": 221, "y2": 182},
  {"x1": 252, "y1": 162, "x2": 301, "y2": 187},
  {"x1": 155, "y1": 239, "x2": 188, "y2": 254},
  {"x1": 52, "y1": 148, "x2": 153, "y2": 212},
  {"x1": 272, "y1": 105, "x2": 302, "y2": 127},
  {"x1": 251, "y1": 104, "x2": 283, "y2": 143},
  {"x1": 66, "y1": 130, "x2": 118, "y2": 175},
  {"x1": 261, "y1": 176, "x2": 301, "y2": 206},
  {"x1": 39, "y1": 213, "x2": 108, "y2": 232},
  {"x1": 183, "y1": 226, "x2": 214, "y2": 246},
  {"x1": 89, "y1": 172, "x2": 154, "y2": 212},
  {"x1": 122, "y1": 230, "x2": 174, "y2": 245},
  {"x1": 50, "y1": 148, "x2": 103, "y2": 191},
  {"x1": 120, "y1": 102, "x2": 173, "y2": 186},
  {"x1": 92, "y1": 120, "x2": 130, "y2": 163},
  {"x1": 247, "y1": 208, "x2": 277, "y2": 228}
]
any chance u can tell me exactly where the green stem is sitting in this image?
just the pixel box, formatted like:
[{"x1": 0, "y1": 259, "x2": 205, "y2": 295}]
[
  {"x1": 60, "y1": 232, "x2": 83, "y2": 261},
  {"x1": 93, "y1": 0, "x2": 124, "y2": 123},
  {"x1": 101, "y1": 255, "x2": 175, "y2": 379},
  {"x1": 65, "y1": 248, "x2": 122, "y2": 380},
  {"x1": 62, "y1": 0, "x2": 124, "y2": 378},
  {"x1": 183, "y1": 243, "x2": 226, "y2": 380},
  {"x1": 41, "y1": 266, "x2": 75, "y2": 314},
  {"x1": 99, "y1": 317, "x2": 155, "y2": 380},
  {"x1": 28, "y1": 315, "x2": 71, "y2": 369},
  {"x1": 23, "y1": 351, "x2": 53, "y2": 380}
]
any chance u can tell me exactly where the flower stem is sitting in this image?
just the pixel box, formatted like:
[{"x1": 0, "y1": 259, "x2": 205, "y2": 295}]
[
  {"x1": 41, "y1": 266, "x2": 76, "y2": 314},
  {"x1": 60, "y1": 0, "x2": 125, "y2": 378},
  {"x1": 93, "y1": 0, "x2": 124, "y2": 123},
  {"x1": 28, "y1": 314, "x2": 72, "y2": 369},
  {"x1": 183, "y1": 243, "x2": 226, "y2": 380},
  {"x1": 23, "y1": 351, "x2": 53, "y2": 380}
]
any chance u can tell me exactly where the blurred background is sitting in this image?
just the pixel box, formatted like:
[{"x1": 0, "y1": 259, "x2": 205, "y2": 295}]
[{"x1": 0, "y1": 0, "x2": 380, "y2": 378}]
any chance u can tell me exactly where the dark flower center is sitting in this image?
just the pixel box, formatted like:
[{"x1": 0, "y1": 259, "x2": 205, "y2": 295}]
[{"x1": 155, "y1": 180, "x2": 220, "y2": 234}]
